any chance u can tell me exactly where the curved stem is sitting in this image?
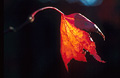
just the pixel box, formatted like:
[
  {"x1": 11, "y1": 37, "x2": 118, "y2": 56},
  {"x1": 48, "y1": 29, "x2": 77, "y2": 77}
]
[
  {"x1": 4, "y1": 6, "x2": 64, "y2": 34},
  {"x1": 31, "y1": 6, "x2": 64, "y2": 18}
]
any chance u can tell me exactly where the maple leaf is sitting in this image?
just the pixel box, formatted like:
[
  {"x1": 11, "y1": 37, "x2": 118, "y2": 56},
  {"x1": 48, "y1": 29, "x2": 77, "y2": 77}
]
[
  {"x1": 60, "y1": 13, "x2": 105, "y2": 71},
  {"x1": 29, "y1": 6, "x2": 105, "y2": 71}
]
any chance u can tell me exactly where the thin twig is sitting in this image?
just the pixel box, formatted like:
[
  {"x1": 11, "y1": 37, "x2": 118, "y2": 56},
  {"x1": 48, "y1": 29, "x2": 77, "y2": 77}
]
[{"x1": 4, "y1": 6, "x2": 64, "y2": 34}]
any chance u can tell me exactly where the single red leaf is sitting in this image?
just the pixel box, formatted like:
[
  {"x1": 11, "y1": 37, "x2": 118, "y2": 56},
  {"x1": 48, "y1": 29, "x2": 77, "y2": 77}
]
[
  {"x1": 60, "y1": 13, "x2": 105, "y2": 71},
  {"x1": 30, "y1": 6, "x2": 105, "y2": 72}
]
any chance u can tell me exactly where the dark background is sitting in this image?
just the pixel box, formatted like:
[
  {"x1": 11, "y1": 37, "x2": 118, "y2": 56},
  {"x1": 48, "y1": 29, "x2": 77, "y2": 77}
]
[{"x1": 4, "y1": 0, "x2": 120, "y2": 78}]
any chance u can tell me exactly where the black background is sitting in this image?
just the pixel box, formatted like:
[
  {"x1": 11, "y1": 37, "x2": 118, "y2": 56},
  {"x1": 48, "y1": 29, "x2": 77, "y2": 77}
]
[{"x1": 4, "y1": 0, "x2": 120, "y2": 78}]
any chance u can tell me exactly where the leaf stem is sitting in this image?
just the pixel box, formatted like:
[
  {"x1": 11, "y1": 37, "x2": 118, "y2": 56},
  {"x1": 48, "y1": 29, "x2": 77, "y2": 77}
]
[
  {"x1": 4, "y1": 6, "x2": 64, "y2": 34},
  {"x1": 29, "y1": 6, "x2": 64, "y2": 22},
  {"x1": 32, "y1": 6, "x2": 64, "y2": 18}
]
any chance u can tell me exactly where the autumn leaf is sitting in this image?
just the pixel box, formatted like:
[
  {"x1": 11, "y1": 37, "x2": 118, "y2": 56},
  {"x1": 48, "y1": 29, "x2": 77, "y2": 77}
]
[
  {"x1": 29, "y1": 6, "x2": 105, "y2": 72},
  {"x1": 60, "y1": 13, "x2": 105, "y2": 71}
]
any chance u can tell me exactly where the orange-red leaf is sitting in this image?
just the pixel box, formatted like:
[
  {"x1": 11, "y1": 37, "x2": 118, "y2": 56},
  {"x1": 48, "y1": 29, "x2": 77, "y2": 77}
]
[
  {"x1": 30, "y1": 6, "x2": 105, "y2": 72},
  {"x1": 60, "y1": 13, "x2": 105, "y2": 71}
]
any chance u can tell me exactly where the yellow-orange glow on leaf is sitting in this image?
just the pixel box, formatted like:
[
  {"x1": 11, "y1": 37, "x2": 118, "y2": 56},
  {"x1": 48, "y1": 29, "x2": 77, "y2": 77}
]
[
  {"x1": 60, "y1": 14, "x2": 105, "y2": 71},
  {"x1": 30, "y1": 6, "x2": 105, "y2": 72}
]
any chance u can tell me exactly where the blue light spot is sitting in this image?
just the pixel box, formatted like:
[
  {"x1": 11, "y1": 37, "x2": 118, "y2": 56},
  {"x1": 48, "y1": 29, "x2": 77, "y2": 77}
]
[{"x1": 80, "y1": 0, "x2": 103, "y2": 6}]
